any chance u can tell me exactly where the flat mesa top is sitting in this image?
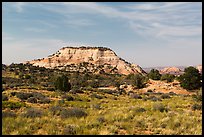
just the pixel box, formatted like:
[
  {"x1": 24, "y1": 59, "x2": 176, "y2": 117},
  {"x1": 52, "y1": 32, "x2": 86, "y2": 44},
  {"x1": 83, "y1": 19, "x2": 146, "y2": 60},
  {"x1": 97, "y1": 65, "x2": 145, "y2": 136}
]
[{"x1": 60, "y1": 46, "x2": 112, "y2": 51}]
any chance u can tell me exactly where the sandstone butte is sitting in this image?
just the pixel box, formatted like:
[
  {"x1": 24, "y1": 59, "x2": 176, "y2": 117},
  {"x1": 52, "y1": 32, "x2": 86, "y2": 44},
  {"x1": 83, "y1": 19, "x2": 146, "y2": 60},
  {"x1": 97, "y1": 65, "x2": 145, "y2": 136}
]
[
  {"x1": 25, "y1": 46, "x2": 146, "y2": 75},
  {"x1": 160, "y1": 66, "x2": 182, "y2": 75}
]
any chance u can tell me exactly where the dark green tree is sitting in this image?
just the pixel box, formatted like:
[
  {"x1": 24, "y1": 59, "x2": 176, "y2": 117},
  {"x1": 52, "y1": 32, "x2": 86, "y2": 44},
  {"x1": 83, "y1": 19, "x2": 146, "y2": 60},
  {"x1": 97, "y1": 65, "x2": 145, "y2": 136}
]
[
  {"x1": 148, "y1": 69, "x2": 161, "y2": 80},
  {"x1": 161, "y1": 74, "x2": 175, "y2": 82},
  {"x1": 179, "y1": 66, "x2": 201, "y2": 90},
  {"x1": 133, "y1": 74, "x2": 147, "y2": 89},
  {"x1": 54, "y1": 74, "x2": 71, "y2": 92}
]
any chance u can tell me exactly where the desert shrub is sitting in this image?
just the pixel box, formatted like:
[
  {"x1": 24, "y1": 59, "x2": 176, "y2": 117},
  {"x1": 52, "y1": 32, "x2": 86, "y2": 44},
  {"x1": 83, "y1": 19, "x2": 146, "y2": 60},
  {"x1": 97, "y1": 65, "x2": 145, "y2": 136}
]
[
  {"x1": 130, "y1": 93, "x2": 142, "y2": 99},
  {"x1": 134, "y1": 107, "x2": 146, "y2": 113},
  {"x1": 161, "y1": 74, "x2": 175, "y2": 82},
  {"x1": 54, "y1": 74, "x2": 71, "y2": 92},
  {"x1": 2, "y1": 101, "x2": 26, "y2": 110},
  {"x1": 63, "y1": 125, "x2": 77, "y2": 135},
  {"x1": 191, "y1": 104, "x2": 202, "y2": 111},
  {"x1": 62, "y1": 95, "x2": 74, "y2": 101},
  {"x1": 47, "y1": 87, "x2": 55, "y2": 91},
  {"x1": 127, "y1": 91, "x2": 134, "y2": 95},
  {"x1": 60, "y1": 107, "x2": 87, "y2": 118},
  {"x1": 69, "y1": 89, "x2": 84, "y2": 94},
  {"x1": 10, "y1": 91, "x2": 17, "y2": 96},
  {"x1": 90, "y1": 93, "x2": 103, "y2": 99},
  {"x1": 90, "y1": 80, "x2": 99, "y2": 88},
  {"x1": 98, "y1": 89, "x2": 117, "y2": 95},
  {"x1": 148, "y1": 69, "x2": 161, "y2": 80},
  {"x1": 147, "y1": 89, "x2": 153, "y2": 93},
  {"x1": 38, "y1": 97, "x2": 50, "y2": 104},
  {"x1": 16, "y1": 92, "x2": 33, "y2": 101},
  {"x1": 179, "y1": 66, "x2": 201, "y2": 90},
  {"x1": 144, "y1": 92, "x2": 150, "y2": 96},
  {"x1": 192, "y1": 88, "x2": 202, "y2": 102},
  {"x1": 97, "y1": 116, "x2": 106, "y2": 123},
  {"x1": 27, "y1": 97, "x2": 38, "y2": 103},
  {"x1": 49, "y1": 106, "x2": 65, "y2": 116},
  {"x1": 92, "y1": 104, "x2": 101, "y2": 110},
  {"x1": 2, "y1": 110, "x2": 17, "y2": 118},
  {"x1": 135, "y1": 120, "x2": 146, "y2": 128},
  {"x1": 152, "y1": 103, "x2": 168, "y2": 112},
  {"x1": 169, "y1": 91, "x2": 177, "y2": 96},
  {"x1": 2, "y1": 94, "x2": 8, "y2": 101},
  {"x1": 161, "y1": 94, "x2": 171, "y2": 99},
  {"x1": 32, "y1": 92, "x2": 46, "y2": 100},
  {"x1": 22, "y1": 108, "x2": 43, "y2": 118},
  {"x1": 148, "y1": 96, "x2": 161, "y2": 101},
  {"x1": 24, "y1": 74, "x2": 31, "y2": 79}
]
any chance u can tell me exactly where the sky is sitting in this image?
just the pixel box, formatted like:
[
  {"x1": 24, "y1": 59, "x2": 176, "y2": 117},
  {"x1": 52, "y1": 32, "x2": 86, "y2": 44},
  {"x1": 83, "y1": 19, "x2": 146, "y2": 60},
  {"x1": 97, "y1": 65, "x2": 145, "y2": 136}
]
[{"x1": 2, "y1": 2, "x2": 202, "y2": 68}]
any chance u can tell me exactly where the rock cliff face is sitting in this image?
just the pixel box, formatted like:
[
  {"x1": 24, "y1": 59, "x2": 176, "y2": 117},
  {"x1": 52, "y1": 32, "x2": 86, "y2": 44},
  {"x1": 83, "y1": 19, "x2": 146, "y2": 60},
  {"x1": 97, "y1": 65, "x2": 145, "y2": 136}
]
[
  {"x1": 26, "y1": 46, "x2": 146, "y2": 75},
  {"x1": 196, "y1": 65, "x2": 202, "y2": 74}
]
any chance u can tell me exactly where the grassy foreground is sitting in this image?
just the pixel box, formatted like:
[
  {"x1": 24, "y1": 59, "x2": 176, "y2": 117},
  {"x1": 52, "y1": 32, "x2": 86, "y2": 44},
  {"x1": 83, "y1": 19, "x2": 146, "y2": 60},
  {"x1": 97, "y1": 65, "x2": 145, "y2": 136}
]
[{"x1": 2, "y1": 89, "x2": 202, "y2": 135}]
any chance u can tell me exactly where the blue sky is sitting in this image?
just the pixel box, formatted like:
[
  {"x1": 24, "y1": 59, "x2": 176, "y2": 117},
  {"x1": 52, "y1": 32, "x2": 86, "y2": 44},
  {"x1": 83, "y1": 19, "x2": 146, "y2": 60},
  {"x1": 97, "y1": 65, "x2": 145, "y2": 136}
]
[{"x1": 2, "y1": 2, "x2": 202, "y2": 68}]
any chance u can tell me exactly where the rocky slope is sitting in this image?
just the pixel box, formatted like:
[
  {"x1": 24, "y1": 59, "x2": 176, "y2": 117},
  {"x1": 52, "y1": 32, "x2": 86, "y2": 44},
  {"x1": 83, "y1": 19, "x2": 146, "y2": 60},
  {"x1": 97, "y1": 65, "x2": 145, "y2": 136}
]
[
  {"x1": 196, "y1": 65, "x2": 202, "y2": 74},
  {"x1": 26, "y1": 46, "x2": 146, "y2": 75},
  {"x1": 160, "y1": 66, "x2": 183, "y2": 75}
]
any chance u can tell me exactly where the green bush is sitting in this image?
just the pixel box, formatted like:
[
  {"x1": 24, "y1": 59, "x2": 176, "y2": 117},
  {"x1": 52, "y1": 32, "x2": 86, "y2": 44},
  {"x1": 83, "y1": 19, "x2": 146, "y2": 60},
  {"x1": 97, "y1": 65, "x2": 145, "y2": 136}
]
[
  {"x1": 132, "y1": 74, "x2": 147, "y2": 89},
  {"x1": 2, "y1": 94, "x2": 8, "y2": 101},
  {"x1": 161, "y1": 74, "x2": 175, "y2": 82},
  {"x1": 54, "y1": 74, "x2": 71, "y2": 92},
  {"x1": 179, "y1": 66, "x2": 201, "y2": 90},
  {"x1": 61, "y1": 95, "x2": 74, "y2": 101},
  {"x1": 148, "y1": 69, "x2": 161, "y2": 80},
  {"x1": 2, "y1": 101, "x2": 26, "y2": 110},
  {"x1": 191, "y1": 104, "x2": 202, "y2": 111}
]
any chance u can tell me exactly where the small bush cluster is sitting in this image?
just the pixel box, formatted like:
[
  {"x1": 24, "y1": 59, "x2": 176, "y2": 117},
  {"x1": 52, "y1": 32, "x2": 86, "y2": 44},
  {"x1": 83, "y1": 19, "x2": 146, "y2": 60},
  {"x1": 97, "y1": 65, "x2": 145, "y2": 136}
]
[
  {"x1": 168, "y1": 91, "x2": 177, "y2": 96},
  {"x1": 2, "y1": 110, "x2": 17, "y2": 118},
  {"x1": 16, "y1": 92, "x2": 33, "y2": 101},
  {"x1": 62, "y1": 95, "x2": 74, "y2": 101},
  {"x1": 161, "y1": 94, "x2": 171, "y2": 99},
  {"x1": 60, "y1": 107, "x2": 87, "y2": 118},
  {"x1": 49, "y1": 106, "x2": 65, "y2": 116},
  {"x1": 90, "y1": 93, "x2": 103, "y2": 99},
  {"x1": 134, "y1": 107, "x2": 146, "y2": 113},
  {"x1": 191, "y1": 104, "x2": 202, "y2": 111},
  {"x1": 2, "y1": 94, "x2": 8, "y2": 101},
  {"x1": 63, "y1": 125, "x2": 77, "y2": 135},
  {"x1": 22, "y1": 108, "x2": 43, "y2": 118},
  {"x1": 27, "y1": 97, "x2": 38, "y2": 103},
  {"x1": 129, "y1": 93, "x2": 142, "y2": 99},
  {"x1": 148, "y1": 96, "x2": 162, "y2": 101},
  {"x1": 152, "y1": 103, "x2": 168, "y2": 112},
  {"x1": 97, "y1": 116, "x2": 106, "y2": 123},
  {"x1": 2, "y1": 101, "x2": 26, "y2": 110}
]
